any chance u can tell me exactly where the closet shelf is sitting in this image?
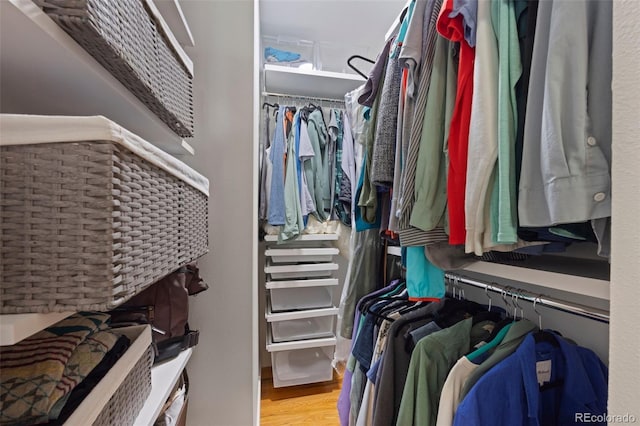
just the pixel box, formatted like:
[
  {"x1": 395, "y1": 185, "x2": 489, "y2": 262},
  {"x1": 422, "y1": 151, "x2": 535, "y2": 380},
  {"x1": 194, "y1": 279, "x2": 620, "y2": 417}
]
[
  {"x1": 0, "y1": 0, "x2": 193, "y2": 156},
  {"x1": 0, "y1": 312, "x2": 73, "y2": 346},
  {"x1": 135, "y1": 348, "x2": 193, "y2": 426},
  {"x1": 64, "y1": 325, "x2": 152, "y2": 425},
  {"x1": 459, "y1": 261, "x2": 610, "y2": 301},
  {"x1": 263, "y1": 64, "x2": 364, "y2": 100}
]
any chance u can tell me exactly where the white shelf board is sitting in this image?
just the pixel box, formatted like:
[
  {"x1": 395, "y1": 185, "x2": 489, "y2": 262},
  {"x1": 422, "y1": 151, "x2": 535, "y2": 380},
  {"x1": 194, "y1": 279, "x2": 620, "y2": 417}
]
[
  {"x1": 0, "y1": 0, "x2": 192, "y2": 156},
  {"x1": 153, "y1": 0, "x2": 195, "y2": 47},
  {"x1": 460, "y1": 261, "x2": 610, "y2": 301},
  {"x1": 0, "y1": 312, "x2": 73, "y2": 346},
  {"x1": 264, "y1": 64, "x2": 364, "y2": 100},
  {"x1": 264, "y1": 233, "x2": 339, "y2": 242},
  {"x1": 65, "y1": 325, "x2": 152, "y2": 426},
  {"x1": 134, "y1": 348, "x2": 193, "y2": 426}
]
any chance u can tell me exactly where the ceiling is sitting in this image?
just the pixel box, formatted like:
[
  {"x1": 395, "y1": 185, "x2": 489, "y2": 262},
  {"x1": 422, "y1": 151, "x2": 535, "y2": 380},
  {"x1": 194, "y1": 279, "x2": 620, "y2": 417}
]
[{"x1": 260, "y1": 0, "x2": 406, "y2": 74}]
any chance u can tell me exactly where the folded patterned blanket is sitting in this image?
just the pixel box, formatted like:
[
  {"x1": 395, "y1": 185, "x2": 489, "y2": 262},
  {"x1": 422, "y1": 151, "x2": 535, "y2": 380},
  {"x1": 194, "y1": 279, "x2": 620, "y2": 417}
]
[{"x1": 0, "y1": 312, "x2": 110, "y2": 426}]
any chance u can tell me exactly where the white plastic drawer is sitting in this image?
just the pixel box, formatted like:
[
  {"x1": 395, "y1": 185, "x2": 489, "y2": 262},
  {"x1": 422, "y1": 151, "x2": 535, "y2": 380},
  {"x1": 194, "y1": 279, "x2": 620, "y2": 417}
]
[
  {"x1": 266, "y1": 331, "x2": 335, "y2": 388},
  {"x1": 265, "y1": 247, "x2": 339, "y2": 264},
  {"x1": 264, "y1": 262, "x2": 338, "y2": 279},
  {"x1": 266, "y1": 278, "x2": 339, "y2": 311},
  {"x1": 266, "y1": 305, "x2": 338, "y2": 342}
]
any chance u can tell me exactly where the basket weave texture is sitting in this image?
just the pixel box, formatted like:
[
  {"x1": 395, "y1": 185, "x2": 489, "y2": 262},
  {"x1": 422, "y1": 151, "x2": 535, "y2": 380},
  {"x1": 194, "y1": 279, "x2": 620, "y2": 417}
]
[
  {"x1": 93, "y1": 346, "x2": 154, "y2": 426},
  {"x1": 0, "y1": 141, "x2": 208, "y2": 314},
  {"x1": 34, "y1": 0, "x2": 194, "y2": 137}
]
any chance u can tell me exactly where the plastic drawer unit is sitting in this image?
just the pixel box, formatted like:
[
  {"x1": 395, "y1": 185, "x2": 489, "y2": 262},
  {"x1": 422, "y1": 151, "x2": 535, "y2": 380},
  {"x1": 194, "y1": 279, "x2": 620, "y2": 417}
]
[
  {"x1": 266, "y1": 303, "x2": 338, "y2": 342},
  {"x1": 264, "y1": 261, "x2": 338, "y2": 280},
  {"x1": 266, "y1": 332, "x2": 336, "y2": 388},
  {"x1": 266, "y1": 278, "x2": 339, "y2": 311}
]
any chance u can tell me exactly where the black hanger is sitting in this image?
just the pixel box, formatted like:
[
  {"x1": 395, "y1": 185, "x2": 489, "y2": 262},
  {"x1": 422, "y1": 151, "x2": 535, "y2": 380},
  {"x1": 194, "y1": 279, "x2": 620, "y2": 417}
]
[
  {"x1": 533, "y1": 330, "x2": 560, "y2": 347},
  {"x1": 262, "y1": 102, "x2": 279, "y2": 110},
  {"x1": 347, "y1": 54, "x2": 375, "y2": 79}
]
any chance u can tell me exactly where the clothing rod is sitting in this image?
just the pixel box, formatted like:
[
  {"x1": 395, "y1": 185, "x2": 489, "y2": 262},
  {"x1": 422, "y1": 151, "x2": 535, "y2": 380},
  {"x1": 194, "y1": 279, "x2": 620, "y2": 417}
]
[
  {"x1": 262, "y1": 91, "x2": 345, "y2": 103},
  {"x1": 444, "y1": 272, "x2": 610, "y2": 323}
]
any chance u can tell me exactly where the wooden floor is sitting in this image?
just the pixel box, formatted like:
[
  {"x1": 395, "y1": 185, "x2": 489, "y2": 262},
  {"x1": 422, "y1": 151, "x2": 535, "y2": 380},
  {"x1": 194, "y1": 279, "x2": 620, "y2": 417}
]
[{"x1": 260, "y1": 367, "x2": 342, "y2": 426}]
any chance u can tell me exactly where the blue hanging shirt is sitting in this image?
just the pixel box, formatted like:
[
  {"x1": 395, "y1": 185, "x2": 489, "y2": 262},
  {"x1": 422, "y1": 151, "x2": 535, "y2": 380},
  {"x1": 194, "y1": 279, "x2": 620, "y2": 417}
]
[{"x1": 454, "y1": 332, "x2": 608, "y2": 426}]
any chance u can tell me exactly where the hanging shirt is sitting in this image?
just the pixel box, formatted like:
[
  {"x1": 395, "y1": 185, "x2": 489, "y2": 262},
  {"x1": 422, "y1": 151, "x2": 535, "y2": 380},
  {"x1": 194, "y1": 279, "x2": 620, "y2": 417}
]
[
  {"x1": 396, "y1": 318, "x2": 495, "y2": 426},
  {"x1": 279, "y1": 111, "x2": 304, "y2": 241},
  {"x1": 460, "y1": 318, "x2": 537, "y2": 398},
  {"x1": 397, "y1": 0, "x2": 450, "y2": 247},
  {"x1": 405, "y1": 246, "x2": 445, "y2": 301},
  {"x1": 267, "y1": 106, "x2": 287, "y2": 226},
  {"x1": 489, "y1": 0, "x2": 521, "y2": 245},
  {"x1": 452, "y1": 0, "x2": 479, "y2": 47},
  {"x1": 259, "y1": 108, "x2": 272, "y2": 220},
  {"x1": 358, "y1": 92, "x2": 382, "y2": 225},
  {"x1": 388, "y1": 68, "x2": 408, "y2": 233},
  {"x1": 409, "y1": 34, "x2": 456, "y2": 234},
  {"x1": 305, "y1": 109, "x2": 329, "y2": 221},
  {"x1": 437, "y1": 0, "x2": 476, "y2": 245},
  {"x1": 453, "y1": 333, "x2": 608, "y2": 426},
  {"x1": 463, "y1": 0, "x2": 499, "y2": 255},
  {"x1": 371, "y1": 47, "x2": 402, "y2": 188},
  {"x1": 299, "y1": 119, "x2": 317, "y2": 219},
  {"x1": 358, "y1": 38, "x2": 394, "y2": 107},
  {"x1": 436, "y1": 356, "x2": 479, "y2": 426},
  {"x1": 340, "y1": 109, "x2": 356, "y2": 226},
  {"x1": 372, "y1": 302, "x2": 445, "y2": 426},
  {"x1": 518, "y1": 0, "x2": 612, "y2": 257}
]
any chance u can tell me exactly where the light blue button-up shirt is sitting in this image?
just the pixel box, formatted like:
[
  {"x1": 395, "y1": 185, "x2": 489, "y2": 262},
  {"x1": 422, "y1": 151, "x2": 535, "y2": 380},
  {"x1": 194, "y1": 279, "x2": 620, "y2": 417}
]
[{"x1": 518, "y1": 1, "x2": 612, "y2": 236}]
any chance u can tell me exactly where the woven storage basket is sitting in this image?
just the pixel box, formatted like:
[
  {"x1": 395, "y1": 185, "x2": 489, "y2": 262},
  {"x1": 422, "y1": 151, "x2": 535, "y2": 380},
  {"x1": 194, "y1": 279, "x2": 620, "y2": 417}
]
[
  {"x1": 33, "y1": 0, "x2": 194, "y2": 137},
  {"x1": 0, "y1": 140, "x2": 208, "y2": 314},
  {"x1": 93, "y1": 346, "x2": 154, "y2": 426}
]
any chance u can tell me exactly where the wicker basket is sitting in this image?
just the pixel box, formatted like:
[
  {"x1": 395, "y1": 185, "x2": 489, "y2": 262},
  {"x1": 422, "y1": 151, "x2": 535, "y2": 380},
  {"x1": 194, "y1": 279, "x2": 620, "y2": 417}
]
[
  {"x1": 0, "y1": 140, "x2": 208, "y2": 314},
  {"x1": 93, "y1": 346, "x2": 154, "y2": 426},
  {"x1": 33, "y1": 0, "x2": 194, "y2": 137}
]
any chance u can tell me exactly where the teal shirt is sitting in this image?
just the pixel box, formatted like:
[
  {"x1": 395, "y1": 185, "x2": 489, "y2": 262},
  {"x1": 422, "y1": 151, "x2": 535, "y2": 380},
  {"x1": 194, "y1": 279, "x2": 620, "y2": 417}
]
[
  {"x1": 305, "y1": 110, "x2": 329, "y2": 221},
  {"x1": 391, "y1": 0, "x2": 416, "y2": 58},
  {"x1": 490, "y1": 0, "x2": 522, "y2": 244}
]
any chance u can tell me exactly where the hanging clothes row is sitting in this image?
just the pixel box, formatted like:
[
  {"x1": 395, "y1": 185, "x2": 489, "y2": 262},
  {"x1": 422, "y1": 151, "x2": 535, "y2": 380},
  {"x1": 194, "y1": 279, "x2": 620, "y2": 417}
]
[
  {"x1": 338, "y1": 278, "x2": 609, "y2": 426},
  {"x1": 339, "y1": 0, "x2": 612, "y2": 304},
  {"x1": 259, "y1": 95, "x2": 353, "y2": 242}
]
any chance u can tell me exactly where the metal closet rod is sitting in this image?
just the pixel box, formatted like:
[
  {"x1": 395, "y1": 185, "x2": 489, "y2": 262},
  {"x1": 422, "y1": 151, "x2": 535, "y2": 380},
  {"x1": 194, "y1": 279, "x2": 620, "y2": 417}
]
[
  {"x1": 262, "y1": 91, "x2": 345, "y2": 104},
  {"x1": 444, "y1": 272, "x2": 610, "y2": 324}
]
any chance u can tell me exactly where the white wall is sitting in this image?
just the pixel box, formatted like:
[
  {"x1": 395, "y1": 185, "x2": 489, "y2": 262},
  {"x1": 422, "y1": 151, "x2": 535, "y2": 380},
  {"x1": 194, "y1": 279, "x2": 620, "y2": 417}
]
[
  {"x1": 179, "y1": 1, "x2": 257, "y2": 425},
  {"x1": 609, "y1": 1, "x2": 640, "y2": 419}
]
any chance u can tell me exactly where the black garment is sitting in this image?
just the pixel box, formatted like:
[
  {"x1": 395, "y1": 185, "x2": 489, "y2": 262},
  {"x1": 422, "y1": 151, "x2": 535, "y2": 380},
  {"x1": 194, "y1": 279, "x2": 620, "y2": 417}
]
[
  {"x1": 515, "y1": 0, "x2": 539, "y2": 194},
  {"x1": 46, "y1": 335, "x2": 131, "y2": 425},
  {"x1": 371, "y1": 303, "x2": 444, "y2": 426}
]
